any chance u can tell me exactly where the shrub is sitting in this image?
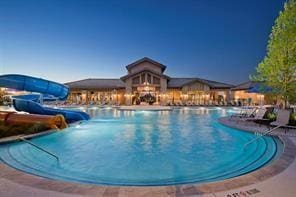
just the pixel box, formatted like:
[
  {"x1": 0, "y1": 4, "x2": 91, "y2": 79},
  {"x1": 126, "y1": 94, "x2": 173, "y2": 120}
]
[
  {"x1": 266, "y1": 112, "x2": 277, "y2": 121},
  {"x1": 290, "y1": 113, "x2": 296, "y2": 126},
  {"x1": 0, "y1": 121, "x2": 50, "y2": 138}
]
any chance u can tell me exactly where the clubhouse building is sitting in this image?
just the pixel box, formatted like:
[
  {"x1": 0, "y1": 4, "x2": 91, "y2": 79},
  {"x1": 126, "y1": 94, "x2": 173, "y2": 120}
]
[{"x1": 65, "y1": 57, "x2": 263, "y2": 106}]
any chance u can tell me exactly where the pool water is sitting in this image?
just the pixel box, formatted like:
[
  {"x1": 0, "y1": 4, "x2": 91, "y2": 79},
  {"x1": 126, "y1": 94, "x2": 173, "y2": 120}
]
[{"x1": 0, "y1": 107, "x2": 281, "y2": 186}]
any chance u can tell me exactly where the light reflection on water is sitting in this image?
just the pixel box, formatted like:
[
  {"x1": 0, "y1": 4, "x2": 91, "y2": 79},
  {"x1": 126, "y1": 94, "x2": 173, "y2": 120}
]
[{"x1": 0, "y1": 106, "x2": 279, "y2": 186}]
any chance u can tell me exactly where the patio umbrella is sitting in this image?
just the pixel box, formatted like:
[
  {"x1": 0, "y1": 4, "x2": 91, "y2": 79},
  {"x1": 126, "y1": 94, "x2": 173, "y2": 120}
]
[{"x1": 247, "y1": 83, "x2": 273, "y2": 93}]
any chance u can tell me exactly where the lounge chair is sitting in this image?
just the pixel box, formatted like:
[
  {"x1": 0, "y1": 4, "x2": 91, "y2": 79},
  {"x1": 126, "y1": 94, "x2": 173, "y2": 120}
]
[
  {"x1": 243, "y1": 108, "x2": 268, "y2": 125},
  {"x1": 230, "y1": 107, "x2": 257, "y2": 119},
  {"x1": 270, "y1": 109, "x2": 296, "y2": 132}
]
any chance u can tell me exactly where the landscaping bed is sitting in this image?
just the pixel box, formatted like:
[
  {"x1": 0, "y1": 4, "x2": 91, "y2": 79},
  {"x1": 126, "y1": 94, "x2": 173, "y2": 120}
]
[{"x1": 0, "y1": 121, "x2": 50, "y2": 138}]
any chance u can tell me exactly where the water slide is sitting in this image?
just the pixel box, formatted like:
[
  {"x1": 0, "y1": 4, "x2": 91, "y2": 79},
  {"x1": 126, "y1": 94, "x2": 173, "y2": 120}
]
[{"x1": 0, "y1": 74, "x2": 90, "y2": 123}]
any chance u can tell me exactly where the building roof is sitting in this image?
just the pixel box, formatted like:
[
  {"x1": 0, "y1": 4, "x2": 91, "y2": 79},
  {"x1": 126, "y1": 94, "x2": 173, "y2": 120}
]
[
  {"x1": 120, "y1": 69, "x2": 170, "y2": 81},
  {"x1": 231, "y1": 81, "x2": 256, "y2": 91},
  {"x1": 198, "y1": 78, "x2": 234, "y2": 89},
  {"x1": 167, "y1": 78, "x2": 196, "y2": 88},
  {"x1": 125, "y1": 57, "x2": 167, "y2": 72},
  {"x1": 167, "y1": 78, "x2": 234, "y2": 89},
  {"x1": 66, "y1": 77, "x2": 234, "y2": 90},
  {"x1": 65, "y1": 79, "x2": 125, "y2": 90}
]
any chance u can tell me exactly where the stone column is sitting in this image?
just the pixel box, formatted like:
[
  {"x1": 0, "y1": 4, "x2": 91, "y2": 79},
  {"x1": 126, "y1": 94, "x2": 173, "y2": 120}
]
[
  {"x1": 125, "y1": 79, "x2": 132, "y2": 105},
  {"x1": 226, "y1": 90, "x2": 233, "y2": 103},
  {"x1": 159, "y1": 78, "x2": 167, "y2": 105}
]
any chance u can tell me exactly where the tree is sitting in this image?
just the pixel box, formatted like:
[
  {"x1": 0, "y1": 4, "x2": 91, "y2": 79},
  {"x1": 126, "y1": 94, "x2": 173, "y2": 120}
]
[{"x1": 251, "y1": 0, "x2": 296, "y2": 107}]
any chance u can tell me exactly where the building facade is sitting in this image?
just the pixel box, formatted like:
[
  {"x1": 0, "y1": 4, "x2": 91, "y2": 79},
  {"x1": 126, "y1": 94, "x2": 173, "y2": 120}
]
[{"x1": 65, "y1": 57, "x2": 254, "y2": 106}]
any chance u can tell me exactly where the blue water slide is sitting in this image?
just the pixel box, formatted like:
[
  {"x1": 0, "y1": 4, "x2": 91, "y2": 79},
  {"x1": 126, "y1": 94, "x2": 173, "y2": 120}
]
[
  {"x1": 11, "y1": 94, "x2": 57, "y2": 102},
  {"x1": 0, "y1": 74, "x2": 69, "y2": 100},
  {"x1": 0, "y1": 74, "x2": 90, "y2": 123}
]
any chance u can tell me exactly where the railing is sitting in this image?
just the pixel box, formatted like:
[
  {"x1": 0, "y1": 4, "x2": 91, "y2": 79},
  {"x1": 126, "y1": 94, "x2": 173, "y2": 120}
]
[
  {"x1": 243, "y1": 125, "x2": 282, "y2": 149},
  {"x1": 18, "y1": 137, "x2": 59, "y2": 161}
]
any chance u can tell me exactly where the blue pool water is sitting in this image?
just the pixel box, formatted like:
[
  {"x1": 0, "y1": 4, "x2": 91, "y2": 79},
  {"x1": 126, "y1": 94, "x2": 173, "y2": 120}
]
[{"x1": 0, "y1": 107, "x2": 281, "y2": 186}]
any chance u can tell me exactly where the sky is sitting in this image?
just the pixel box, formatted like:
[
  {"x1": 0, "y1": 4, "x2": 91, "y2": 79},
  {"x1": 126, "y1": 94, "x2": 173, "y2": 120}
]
[{"x1": 0, "y1": 0, "x2": 286, "y2": 85}]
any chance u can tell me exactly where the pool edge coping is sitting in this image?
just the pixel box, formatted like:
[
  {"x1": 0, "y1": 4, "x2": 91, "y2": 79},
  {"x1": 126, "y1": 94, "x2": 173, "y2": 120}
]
[{"x1": 0, "y1": 117, "x2": 295, "y2": 196}]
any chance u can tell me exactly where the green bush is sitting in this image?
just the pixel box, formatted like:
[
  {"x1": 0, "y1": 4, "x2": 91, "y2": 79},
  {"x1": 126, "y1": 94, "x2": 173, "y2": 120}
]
[
  {"x1": 266, "y1": 112, "x2": 277, "y2": 121},
  {"x1": 290, "y1": 113, "x2": 296, "y2": 126},
  {"x1": 0, "y1": 121, "x2": 50, "y2": 138},
  {"x1": 25, "y1": 123, "x2": 49, "y2": 134}
]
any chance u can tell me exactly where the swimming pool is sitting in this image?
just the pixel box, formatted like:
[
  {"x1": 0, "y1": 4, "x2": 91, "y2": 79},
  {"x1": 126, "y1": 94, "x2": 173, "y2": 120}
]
[{"x1": 0, "y1": 107, "x2": 282, "y2": 186}]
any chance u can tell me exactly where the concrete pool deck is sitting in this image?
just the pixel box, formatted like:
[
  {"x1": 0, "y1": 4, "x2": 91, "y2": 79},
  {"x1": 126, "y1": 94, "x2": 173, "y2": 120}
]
[{"x1": 0, "y1": 117, "x2": 296, "y2": 196}]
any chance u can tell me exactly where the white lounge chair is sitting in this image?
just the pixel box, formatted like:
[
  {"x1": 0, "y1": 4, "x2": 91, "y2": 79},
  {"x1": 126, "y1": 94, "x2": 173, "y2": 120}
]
[
  {"x1": 231, "y1": 108, "x2": 257, "y2": 119},
  {"x1": 270, "y1": 109, "x2": 296, "y2": 132},
  {"x1": 243, "y1": 108, "x2": 268, "y2": 125}
]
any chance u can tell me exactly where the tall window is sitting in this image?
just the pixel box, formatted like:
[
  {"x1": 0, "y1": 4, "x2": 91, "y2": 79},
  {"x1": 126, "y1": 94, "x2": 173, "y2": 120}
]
[
  {"x1": 147, "y1": 73, "x2": 152, "y2": 84},
  {"x1": 141, "y1": 73, "x2": 145, "y2": 84},
  {"x1": 132, "y1": 76, "x2": 140, "y2": 84},
  {"x1": 153, "y1": 76, "x2": 160, "y2": 85}
]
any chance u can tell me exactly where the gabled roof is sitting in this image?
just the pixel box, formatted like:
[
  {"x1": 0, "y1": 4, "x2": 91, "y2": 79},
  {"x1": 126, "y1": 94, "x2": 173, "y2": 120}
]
[
  {"x1": 167, "y1": 78, "x2": 234, "y2": 89},
  {"x1": 125, "y1": 57, "x2": 167, "y2": 72},
  {"x1": 231, "y1": 81, "x2": 256, "y2": 91},
  {"x1": 65, "y1": 79, "x2": 125, "y2": 90},
  {"x1": 120, "y1": 69, "x2": 170, "y2": 81}
]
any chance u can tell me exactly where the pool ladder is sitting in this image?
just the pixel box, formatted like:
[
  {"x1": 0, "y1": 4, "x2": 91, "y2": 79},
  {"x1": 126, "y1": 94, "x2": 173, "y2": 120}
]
[
  {"x1": 243, "y1": 125, "x2": 281, "y2": 149},
  {"x1": 18, "y1": 137, "x2": 59, "y2": 161}
]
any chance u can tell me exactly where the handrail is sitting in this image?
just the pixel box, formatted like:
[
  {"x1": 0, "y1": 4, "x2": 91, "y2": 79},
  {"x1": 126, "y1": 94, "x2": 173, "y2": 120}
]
[
  {"x1": 243, "y1": 125, "x2": 282, "y2": 149},
  {"x1": 18, "y1": 137, "x2": 59, "y2": 161}
]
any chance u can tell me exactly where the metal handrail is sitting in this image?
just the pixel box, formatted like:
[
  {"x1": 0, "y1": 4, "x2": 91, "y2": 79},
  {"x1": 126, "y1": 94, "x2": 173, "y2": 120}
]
[
  {"x1": 243, "y1": 125, "x2": 282, "y2": 149},
  {"x1": 18, "y1": 137, "x2": 59, "y2": 161}
]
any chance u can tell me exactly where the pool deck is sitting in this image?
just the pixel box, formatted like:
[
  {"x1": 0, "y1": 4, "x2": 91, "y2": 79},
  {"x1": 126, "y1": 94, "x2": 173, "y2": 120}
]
[
  {"x1": 0, "y1": 117, "x2": 296, "y2": 196},
  {"x1": 118, "y1": 105, "x2": 172, "y2": 111}
]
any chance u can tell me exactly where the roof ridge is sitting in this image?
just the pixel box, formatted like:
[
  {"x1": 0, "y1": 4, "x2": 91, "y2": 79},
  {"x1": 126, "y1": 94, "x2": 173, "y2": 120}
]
[
  {"x1": 65, "y1": 78, "x2": 122, "y2": 84},
  {"x1": 125, "y1": 57, "x2": 167, "y2": 72},
  {"x1": 198, "y1": 77, "x2": 234, "y2": 86},
  {"x1": 169, "y1": 77, "x2": 197, "y2": 79},
  {"x1": 64, "y1": 78, "x2": 91, "y2": 84},
  {"x1": 88, "y1": 78, "x2": 122, "y2": 80},
  {"x1": 234, "y1": 81, "x2": 251, "y2": 86}
]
